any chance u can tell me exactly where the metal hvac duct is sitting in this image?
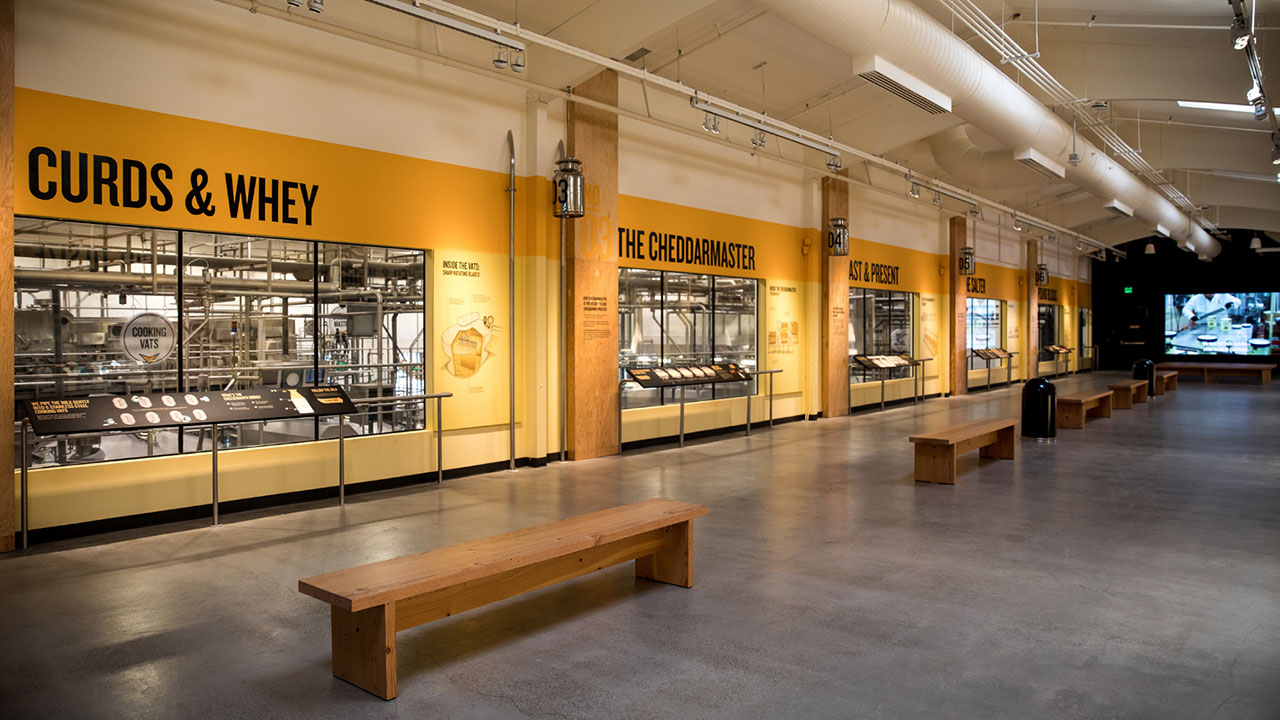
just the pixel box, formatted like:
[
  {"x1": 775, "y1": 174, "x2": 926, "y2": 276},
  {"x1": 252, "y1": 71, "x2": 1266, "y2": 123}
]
[
  {"x1": 927, "y1": 126, "x2": 1053, "y2": 190},
  {"x1": 760, "y1": 0, "x2": 1221, "y2": 257}
]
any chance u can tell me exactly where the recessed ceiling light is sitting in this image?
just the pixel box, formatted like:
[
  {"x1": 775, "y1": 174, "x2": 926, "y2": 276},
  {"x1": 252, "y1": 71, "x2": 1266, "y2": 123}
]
[{"x1": 1177, "y1": 100, "x2": 1279, "y2": 115}]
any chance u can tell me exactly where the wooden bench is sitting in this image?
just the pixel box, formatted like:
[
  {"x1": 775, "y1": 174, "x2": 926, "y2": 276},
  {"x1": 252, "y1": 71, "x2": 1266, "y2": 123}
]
[
  {"x1": 1057, "y1": 389, "x2": 1112, "y2": 429},
  {"x1": 1156, "y1": 361, "x2": 1275, "y2": 385},
  {"x1": 298, "y1": 498, "x2": 708, "y2": 699},
  {"x1": 908, "y1": 418, "x2": 1017, "y2": 485},
  {"x1": 1107, "y1": 379, "x2": 1148, "y2": 409},
  {"x1": 1152, "y1": 370, "x2": 1179, "y2": 396}
]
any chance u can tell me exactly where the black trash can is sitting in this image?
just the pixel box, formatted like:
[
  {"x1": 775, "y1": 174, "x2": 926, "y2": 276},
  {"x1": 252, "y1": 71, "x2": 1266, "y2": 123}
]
[
  {"x1": 1133, "y1": 359, "x2": 1155, "y2": 388},
  {"x1": 1021, "y1": 377, "x2": 1056, "y2": 442}
]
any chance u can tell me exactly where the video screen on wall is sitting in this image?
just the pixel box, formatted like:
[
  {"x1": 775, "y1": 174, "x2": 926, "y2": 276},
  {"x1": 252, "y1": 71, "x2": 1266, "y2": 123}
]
[{"x1": 1164, "y1": 293, "x2": 1279, "y2": 355}]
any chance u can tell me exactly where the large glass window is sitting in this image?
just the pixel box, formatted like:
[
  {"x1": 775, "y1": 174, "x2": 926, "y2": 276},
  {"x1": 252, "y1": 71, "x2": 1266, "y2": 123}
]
[
  {"x1": 1038, "y1": 304, "x2": 1062, "y2": 361},
  {"x1": 848, "y1": 288, "x2": 916, "y2": 384},
  {"x1": 618, "y1": 268, "x2": 758, "y2": 409},
  {"x1": 14, "y1": 217, "x2": 427, "y2": 468},
  {"x1": 966, "y1": 298, "x2": 1004, "y2": 370},
  {"x1": 1078, "y1": 307, "x2": 1092, "y2": 369}
]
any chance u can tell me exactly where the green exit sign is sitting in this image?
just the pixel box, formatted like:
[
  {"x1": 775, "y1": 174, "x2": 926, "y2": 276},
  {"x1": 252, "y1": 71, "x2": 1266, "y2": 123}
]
[{"x1": 1124, "y1": 287, "x2": 1134, "y2": 294}]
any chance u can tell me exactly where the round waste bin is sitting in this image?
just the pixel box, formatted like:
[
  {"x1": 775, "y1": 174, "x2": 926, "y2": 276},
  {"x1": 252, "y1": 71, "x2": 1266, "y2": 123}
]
[
  {"x1": 1021, "y1": 377, "x2": 1056, "y2": 442},
  {"x1": 1133, "y1": 359, "x2": 1155, "y2": 387}
]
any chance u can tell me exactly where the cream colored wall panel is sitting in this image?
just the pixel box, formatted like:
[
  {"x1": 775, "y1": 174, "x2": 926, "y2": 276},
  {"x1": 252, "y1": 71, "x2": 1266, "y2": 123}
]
[
  {"x1": 617, "y1": 114, "x2": 806, "y2": 229},
  {"x1": 17, "y1": 0, "x2": 529, "y2": 174},
  {"x1": 849, "y1": 184, "x2": 945, "y2": 256}
]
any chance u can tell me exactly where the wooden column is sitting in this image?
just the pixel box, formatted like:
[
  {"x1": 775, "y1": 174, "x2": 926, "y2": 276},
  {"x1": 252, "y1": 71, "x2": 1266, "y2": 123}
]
[
  {"x1": 1025, "y1": 239, "x2": 1040, "y2": 380},
  {"x1": 947, "y1": 217, "x2": 968, "y2": 397},
  {"x1": 1, "y1": 0, "x2": 15, "y2": 553},
  {"x1": 820, "y1": 174, "x2": 849, "y2": 418},
  {"x1": 565, "y1": 70, "x2": 619, "y2": 460}
]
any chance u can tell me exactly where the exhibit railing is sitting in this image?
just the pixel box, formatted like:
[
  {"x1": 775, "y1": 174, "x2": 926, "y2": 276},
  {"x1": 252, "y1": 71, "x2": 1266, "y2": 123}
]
[
  {"x1": 14, "y1": 391, "x2": 452, "y2": 550},
  {"x1": 618, "y1": 368, "x2": 783, "y2": 453}
]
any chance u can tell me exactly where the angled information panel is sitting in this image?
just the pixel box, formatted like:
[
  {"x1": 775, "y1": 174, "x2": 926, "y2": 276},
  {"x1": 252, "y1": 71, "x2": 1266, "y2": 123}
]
[
  {"x1": 24, "y1": 386, "x2": 358, "y2": 436},
  {"x1": 625, "y1": 363, "x2": 752, "y2": 389}
]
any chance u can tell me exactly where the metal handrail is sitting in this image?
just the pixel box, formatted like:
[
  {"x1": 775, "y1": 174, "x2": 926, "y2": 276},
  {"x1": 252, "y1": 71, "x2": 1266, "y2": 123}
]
[{"x1": 12, "y1": 391, "x2": 454, "y2": 550}]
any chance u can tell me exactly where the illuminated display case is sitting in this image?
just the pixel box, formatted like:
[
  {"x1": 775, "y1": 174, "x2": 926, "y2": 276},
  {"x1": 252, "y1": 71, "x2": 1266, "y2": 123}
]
[
  {"x1": 849, "y1": 288, "x2": 916, "y2": 384},
  {"x1": 619, "y1": 268, "x2": 758, "y2": 409}
]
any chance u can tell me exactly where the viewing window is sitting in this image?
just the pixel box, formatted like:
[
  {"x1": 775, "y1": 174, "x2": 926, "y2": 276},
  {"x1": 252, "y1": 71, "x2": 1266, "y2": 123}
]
[
  {"x1": 848, "y1": 288, "x2": 916, "y2": 384},
  {"x1": 13, "y1": 217, "x2": 427, "y2": 469},
  {"x1": 1038, "y1": 304, "x2": 1062, "y2": 361},
  {"x1": 618, "y1": 268, "x2": 758, "y2": 409},
  {"x1": 966, "y1": 298, "x2": 1004, "y2": 370}
]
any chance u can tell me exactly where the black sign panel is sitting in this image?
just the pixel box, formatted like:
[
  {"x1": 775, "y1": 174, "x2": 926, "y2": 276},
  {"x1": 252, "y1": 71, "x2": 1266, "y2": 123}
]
[
  {"x1": 24, "y1": 386, "x2": 358, "y2": 436},
  {"x1": 626, "y1": 363, "x2": 752, "y2": 389}
]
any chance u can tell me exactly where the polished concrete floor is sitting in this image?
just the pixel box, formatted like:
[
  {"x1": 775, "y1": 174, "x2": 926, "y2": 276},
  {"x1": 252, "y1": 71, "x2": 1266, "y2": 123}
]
[{"x1": 2, "y1": 372, "x2": 1279, "y2": 719}]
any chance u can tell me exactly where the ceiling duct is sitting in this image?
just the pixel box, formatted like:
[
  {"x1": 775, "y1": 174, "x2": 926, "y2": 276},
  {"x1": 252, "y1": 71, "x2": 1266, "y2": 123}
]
[
  {"x1": 1103, "y1": 199, "x2": 1134, "y2": 218},
  {"x1": 853, "y1": 55, "x2": 951, "y2": 115},
  {"x1": 1014, "y1": 147, "x2": 1066, "y2": 180},
  {"x1": 761, "y1": 0, "x2": 1221, "y2": 258}
]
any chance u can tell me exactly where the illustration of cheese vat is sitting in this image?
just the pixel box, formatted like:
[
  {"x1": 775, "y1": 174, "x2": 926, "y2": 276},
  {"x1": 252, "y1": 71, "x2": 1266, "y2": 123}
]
[{"x1": 442, "y1": 311, "x2": 497, "y2": 379}]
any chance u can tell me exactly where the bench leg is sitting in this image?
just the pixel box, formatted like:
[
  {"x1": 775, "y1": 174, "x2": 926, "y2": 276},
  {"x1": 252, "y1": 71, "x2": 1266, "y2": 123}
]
[
  {"x1": 1113, "y1": 389, "x2": 1132, "y2": 409},
  {"x1": 331, "y1": 603, "x2": 397, "y2": 700},
  {"x1": 1094, "y1": 396, "x2": 1112, "y2": 418},
  {"x1": 913, "y1": 443, "x2": 956, "y2": 484},
  {"x1": 1135, "y1": 385, "x2": 1148, "y2": 403},
  {"x1": 986, "y1": 426, "x2": 1016, "y2": 459},
  {"x1": 1058, "y1": 404, "x2": 1084, "y2": 429},
  {"x1": 636, "y1": 520, "x2": 693, "y2": 588}
]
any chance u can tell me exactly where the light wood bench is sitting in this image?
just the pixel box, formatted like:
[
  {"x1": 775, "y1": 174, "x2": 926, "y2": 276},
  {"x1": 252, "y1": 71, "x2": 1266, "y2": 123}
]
[
  {"x1": 1153, "y1": 370, "x2": 1179, "y2": 395},
  {"x1": 908, "y1": 418, "x2": 1017, "y2": 484},
  {"x1": 1107, "y1": 379, "x2": 1148, "y2": 409},
  {"x1": 299, "y1": 498, "x2": 708, "y2": 700},
  {"x1": 1156, "y1": 361, "x2": 1275, "y2": 385},
  {"x1": 1056, "y1": 389, "x2": 1112, "y2": 429}
]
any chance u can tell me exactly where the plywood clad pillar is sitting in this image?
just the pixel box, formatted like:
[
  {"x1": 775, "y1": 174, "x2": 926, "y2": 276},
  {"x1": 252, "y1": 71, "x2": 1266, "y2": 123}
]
[
  {"x1": 0, "y1": 0, "x2": 14, "y2": 552},
  {"x1": 820, "y1": 174, "x2": 849, "y2": 418},
  {"x1": 565, "y1": 71, "x2": 619, "y2": 460},
  {"x1": 947, "y1": 217, "x2": 968, "y2": 397},
  {"x1": 1025, "y1": 239, "x2": 1040, "y2": 380}
]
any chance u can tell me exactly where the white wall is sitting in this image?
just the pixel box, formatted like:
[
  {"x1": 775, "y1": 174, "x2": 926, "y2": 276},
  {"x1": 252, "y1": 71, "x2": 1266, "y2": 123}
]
[{"x1": 18, "y1": 0, "x2": 534, "y2": 175}]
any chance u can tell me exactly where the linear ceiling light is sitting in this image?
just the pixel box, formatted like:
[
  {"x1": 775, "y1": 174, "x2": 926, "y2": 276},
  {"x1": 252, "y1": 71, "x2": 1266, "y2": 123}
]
[
  {"x1": 363, "y1": 0, "x2": 524, "y2": 51},
  {"x1": 1155, "y1": 224, "x2": 1170, "y2": 238},
  {"x1": 1176, "y1": 100, "x2": 1278, "y2": 115},
  {"x1": 692, "y1": 99, "x2": 837, "y2": 160}
]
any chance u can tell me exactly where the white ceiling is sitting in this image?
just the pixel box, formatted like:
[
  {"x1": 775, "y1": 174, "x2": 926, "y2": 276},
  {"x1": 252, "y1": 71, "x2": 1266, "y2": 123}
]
[{"x1": 354, "y1": 0, "x2": 1280, "y2": 241}]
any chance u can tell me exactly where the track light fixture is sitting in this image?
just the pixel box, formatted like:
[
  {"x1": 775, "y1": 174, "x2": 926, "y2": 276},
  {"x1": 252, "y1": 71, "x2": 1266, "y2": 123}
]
[
  {"x1": 1232, "y1": 16, "x2": 1251, "y2": 50},
  {"x1": 118, "y1": 292, "x2": 128, "y2": 305},
  {"x1": 1012, "y1": 216, "x2": 1024, "y2": 232},
  {"x1": 702, "y1": 112, "x2": 714, "y2": 133},
  {"x1": 307, "y1": 0, "x2": 323, "y2": 12},
  {"x1": 492, "y1": 46, "x2": 509, "y2": 70},
  {"x1": 826, "y1": 155, "x2": 842, "y2": 172},
  {"x1": 511, "y1": 50, "x2": 525, "y2": 73},
  {"x1": 1075, "y1": 241, "x2": 1084, "y2": 251},
  {"x1": 1271, "y1": 141, "x2": 1280, "y2": 165},
  {"x1": 287, "y1": 0, "x2": 302, "y2": 6},
  {"x1": 968, "y1": 204, "x2": 980, "y2": 218},
  {"x1": 750, "y1": 130, "x2": 767, "y2": 149},
  {"x1": 908, "y1": 183, "x2": 920, "y2": 199},
  {"x1": 932, "y1": 191, "x2": 942, "y2": 207}
]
